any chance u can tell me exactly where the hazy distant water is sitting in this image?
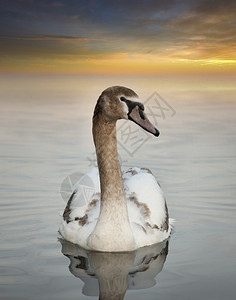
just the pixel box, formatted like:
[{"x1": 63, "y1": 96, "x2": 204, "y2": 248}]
[{"x1": 0, "y1": 75, "x2": 236, "y2": 299}]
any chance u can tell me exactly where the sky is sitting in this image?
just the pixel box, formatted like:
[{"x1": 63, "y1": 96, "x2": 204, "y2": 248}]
[{"x1": 0, "y1": 0, "x2": 236, "y2": 75}]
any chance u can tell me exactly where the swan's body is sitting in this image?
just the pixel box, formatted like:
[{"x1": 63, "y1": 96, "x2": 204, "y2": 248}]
[{"x1": 59, "y1": 86, "x2": 171, "y2": 252}]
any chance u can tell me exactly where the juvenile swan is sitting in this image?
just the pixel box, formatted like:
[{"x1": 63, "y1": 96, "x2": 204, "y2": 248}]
[{"x1": 59, "y1": 86, "x2": 171, "y2": 252}]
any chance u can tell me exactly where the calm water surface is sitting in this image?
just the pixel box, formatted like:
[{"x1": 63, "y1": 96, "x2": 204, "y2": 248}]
[{"x1": 0, "y1": 75, "x2": 236, "y2": 299}]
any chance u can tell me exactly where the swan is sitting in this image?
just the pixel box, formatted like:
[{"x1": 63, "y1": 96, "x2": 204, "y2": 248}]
[{"x1": 59, "y1": 86, "x2": 171, "y2": 252}]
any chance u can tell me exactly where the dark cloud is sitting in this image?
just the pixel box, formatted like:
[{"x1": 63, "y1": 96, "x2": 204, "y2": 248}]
[
  {"x1": 0, "y1": 34, "x2": 97, "y2": 41},
  {"x1": 194, "y1": 0, "x2": 236, "y2": 15},
  {"x1": 0, "y1": 34, "x2": 109, "y2": 61},
  {"x1": 0, "y1": 0, "x2": 184, "y2": 36}
]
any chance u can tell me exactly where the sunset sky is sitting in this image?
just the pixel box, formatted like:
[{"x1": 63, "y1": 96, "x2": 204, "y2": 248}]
[{"x1": 0, "y1": 0, "x2": 236, "y2": 75}]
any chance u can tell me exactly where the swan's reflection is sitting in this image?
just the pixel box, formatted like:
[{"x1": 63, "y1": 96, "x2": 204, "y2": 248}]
[{"x1": 60, "y1": 239, "x2": 169, "y2": 300}]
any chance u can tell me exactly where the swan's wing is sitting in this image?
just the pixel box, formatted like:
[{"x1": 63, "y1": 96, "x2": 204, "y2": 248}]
[
  {"x1": 70, "y1": 167, "x2": 100, "y2": 207},
  {"x1": 62, "y1": 167, "x2": 99, "y2": 220},
  {"x1": 59, "y1": 167, "x2": 101, "y2": 246},
  {"x1": 123, "y1": 167, "x2": 169, "y2": 240}
]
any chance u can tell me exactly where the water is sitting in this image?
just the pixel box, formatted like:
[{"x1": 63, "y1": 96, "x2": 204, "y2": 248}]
[{"x1": 0, "y1": 75, "x2": 236, "y2": 299}]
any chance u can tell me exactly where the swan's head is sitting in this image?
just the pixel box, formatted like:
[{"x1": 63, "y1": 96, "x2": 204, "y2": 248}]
[{"x1": 95, "y1": 86, "x2": 159, "y2": 137}]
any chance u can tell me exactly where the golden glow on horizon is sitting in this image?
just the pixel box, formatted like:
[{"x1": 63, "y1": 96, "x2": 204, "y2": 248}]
[{"x1": 1, "y1": 52, "x2": 236, "y2": 75}]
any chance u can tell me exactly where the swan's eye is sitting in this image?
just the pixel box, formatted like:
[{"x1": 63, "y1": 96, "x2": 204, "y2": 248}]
[
  {"x1": 139, "y1": 108, "x2": 145, "y2": 120},
  {"x1": 139, "y1": 103, "x2": 144, "y2": 111}
]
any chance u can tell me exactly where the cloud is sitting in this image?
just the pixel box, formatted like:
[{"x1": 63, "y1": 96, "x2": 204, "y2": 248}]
[
  {"x1": 161, "y1": 0, "x2": 236, "y2": 60},
  {"x1": 194, "y1": 0, "x2": 236, "y2": 15},
  {"x1": 0, "y1": 34, "x2": 97, "y2": 41},
  {"x1": 0, "y1": 0, "x2": 235, "y2": 74}
]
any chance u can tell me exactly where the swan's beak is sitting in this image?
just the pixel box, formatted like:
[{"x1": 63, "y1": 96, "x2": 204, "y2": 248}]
[{"x1": 128, "y1": 105, "x2": 160, "y2": 137}]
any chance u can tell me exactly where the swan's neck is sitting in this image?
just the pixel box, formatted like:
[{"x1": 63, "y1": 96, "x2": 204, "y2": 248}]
[
  {"x1": 89, "y1": 113, "x2": 135, "y2": 251},
  {"x1": 93, "y1": 114, "x2": 125, "y2": 203}
]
